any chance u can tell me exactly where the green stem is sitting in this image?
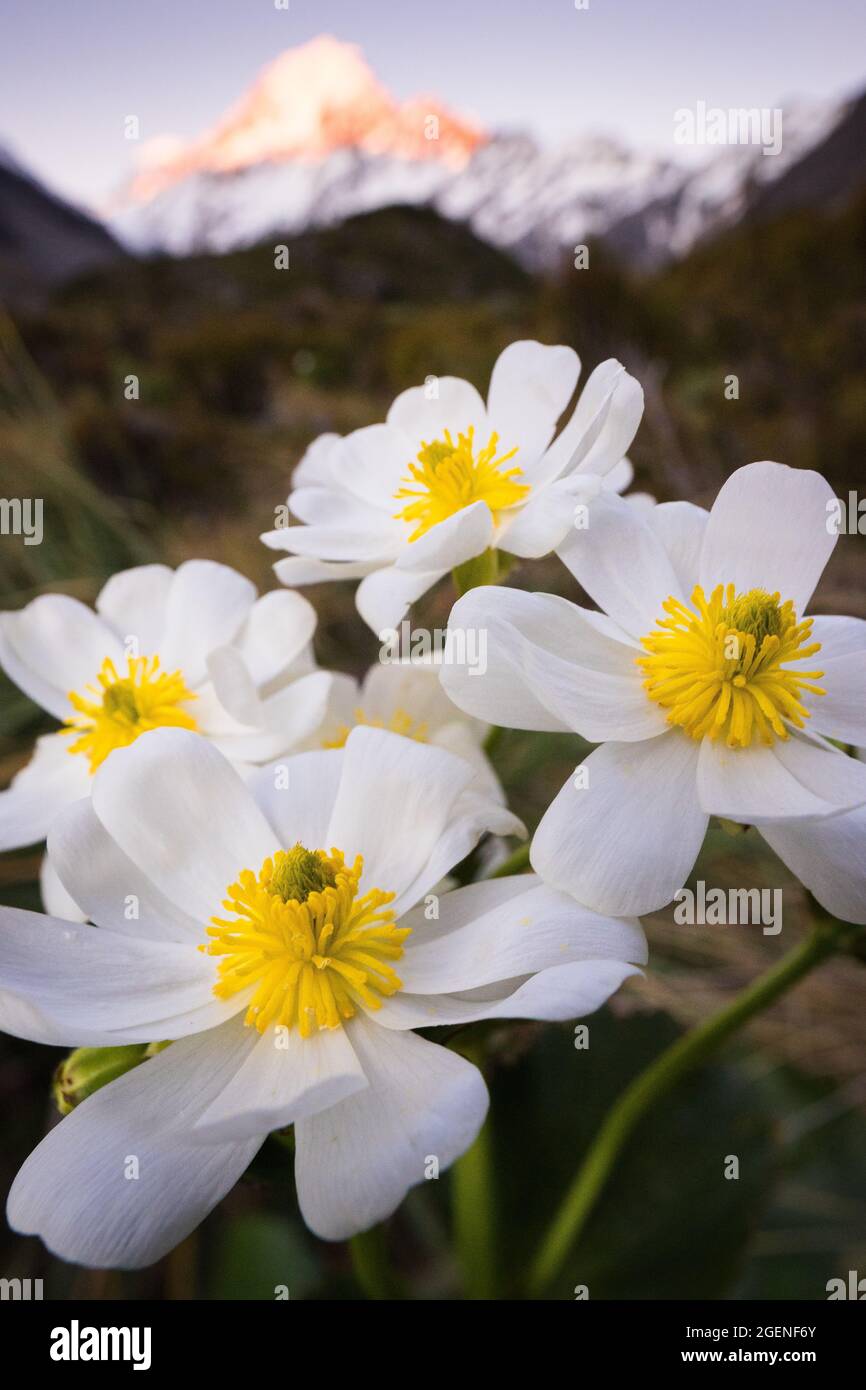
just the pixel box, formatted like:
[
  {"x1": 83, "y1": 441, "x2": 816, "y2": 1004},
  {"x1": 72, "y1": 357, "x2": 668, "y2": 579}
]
[
  {"x1": 452, "y1": 548, "x2": 499, "y2": 595},
  {"x1": 349, "y1": 1225, "x2": 399, "y2": 1300},
  {"x1": 452, "y1": 1110, "x2": 497, "y2": 1298},
  {"x1": 527, "y1": 918, "x2": 858, "y2": 1297},
  {"x1": 489, "y1": 841, "x2": 531, "y2": 878}
]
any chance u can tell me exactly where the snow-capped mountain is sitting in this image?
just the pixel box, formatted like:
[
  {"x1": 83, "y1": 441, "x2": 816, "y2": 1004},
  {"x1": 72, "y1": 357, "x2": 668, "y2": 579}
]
[
  {"x1": 607, "y1": 96, "x2": 848, "y2": 264},
  {"x1": 108, "y1": 38, "x2": 856, "y2": 269}
]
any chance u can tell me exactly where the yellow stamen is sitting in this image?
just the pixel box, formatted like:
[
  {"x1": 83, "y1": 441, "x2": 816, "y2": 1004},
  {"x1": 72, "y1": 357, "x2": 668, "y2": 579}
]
[
  {"x1": 638, "y1": 584, "x2": 825, "y2": 749},
  {"x1": 202, "y1": 845, "x2": 409, "y2": 1037},
  {"x1": 394, "y1": 426, "x2": 528, "y2": 541},
  {"x1": 321, "y1": 705, "x2": 429, "y2": 749},
  {"x1": 62, "y1": 655, "x2": 198, "y2": 772}
]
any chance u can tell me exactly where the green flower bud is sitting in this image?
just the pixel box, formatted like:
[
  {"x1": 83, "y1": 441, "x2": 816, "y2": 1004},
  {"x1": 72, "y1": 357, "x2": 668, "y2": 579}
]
[{"x1": 52, "y1": 1043, "x2": 152, "y2": 1115}]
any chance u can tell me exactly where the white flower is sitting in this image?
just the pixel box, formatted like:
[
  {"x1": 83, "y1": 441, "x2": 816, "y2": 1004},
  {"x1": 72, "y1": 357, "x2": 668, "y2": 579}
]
[
  {"x1": 0, "y1": 726, "x2": 645, "y2": 1266},
  {"x1": 442, "y1": 462, "x2": 866, "y2": 922},
  {"x1": 0, "y1": 560, "x2": 334, "y2": 858},
  {"x1": 262, "y1": 341, "x2": 644, "y2": 634},
  {"x1": 304, "y1": 655, "x2": 502, "y2": 803}
]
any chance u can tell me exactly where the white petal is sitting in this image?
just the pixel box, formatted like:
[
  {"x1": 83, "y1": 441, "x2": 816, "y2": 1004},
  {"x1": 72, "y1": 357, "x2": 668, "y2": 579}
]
[
  {"x1": 532, "y1": 359, "x2": 626, "y2": 487},
  {"x1": 158, "y1": 560, "x2": 257, "y2": 684},
  {"x1": 90, "y1": 728, "x2": 279, "y2": 925},
  {"x1": 310, "y1": 671, "x2": 361, "y2": 740},
  {"x1": 356, "y1": 563, "x2": 443, "y2": 635},
  {"x1": 441, "y1": 586, "x2": 662, "y2": 741},
  {"x1": 496, "y1": 472, "x2": 601, "y2": 559},
  {"x1": 760, "y1": 805, "x2": 866, "y2": 924},
  {"x1": 0, "y1": 906, "x2": 221, "y2": 1043},
  {"x1": 698, "y1": 462, "x2": 836, "y2": 614},
  {"x1": 806, "y1": 616, "x2": 866, "y2": 745},
  {"x1": 642, "y1": 500, "x2": 708, "y2": 594},
  {"x1": 486, "y1": 341, "x2": 581, "y2": 464},
  {"x1": 96, "y1": 564, "x2": 174, "y2": 651},
  {"x1": 810, "y1": 614, "x2": 866, "y2": 660},
  {"x1": 442, "y1": 588, "x2": 568, "y2": 731},
  {"x1": 697, "y1": 734, "x2": 866, "y2": 823},
  {"x1": 531, "y1": 734, "x2": 708, "y2": 915},
  {"x1": 602, "y1": 456, "x2": 634, "y2": 493},
  {"x1": 207, "y1": 665, "x2": 333, "y2": 761},
  {"x1": 391, "y1": 786, "x2": 524, "y2": 917},
  {"x1": 572, "y1": 371, "x2": 644, "y2": 479},
  {"x1": 386, "y1": 375, "x2": 486, "y2": 443},
  {"x1": 290, "y1": 483, "x2": 400, "y2": 540},
  {"x1": 396, "y1": 879, "x2": 646, "y2": 993},
  {"x1": 292, "y1": 431, "x2": 342, "y2": 487},
  {"x1": 274, "y1": 521, "x2": 398, "y2": 563},
  {"x1": 327, "y1": 423, "x2": 415, "y2": 510},
  {"x1": 0, "y1": 734, "x2": 90, "y2": 851},
  {"x1": 0, "y1": 595, "x2": 122, "y2": 719},
  {"x1": 234, "y1": 589, "x2": 318, "y2": 690},
  {"x1": 324, "y1": 727, "x2": 475, "y2": 901},
  {"x1": 359, "y1": 659, "x2": 480, "y2": 736},
  {"x1": 39, "y1": 854, "x2": 86, "y2": 923},
  {"x1": 558, "y1": 490, "x2": 683, "y2": 638},
  {"x1": 7, "y1": 1022, "x2": 262, "y2": 1269},
  {"x1": 428, "y1": 723, "x2": 496, "y2": 793},
  {"x1": 222, "y1": 681, "x2": 336, "y2": 762},
  {"x1": 247, "y1": 747, "x2": 345, "y2": 849},
  {"x1": 48, "y1": 797, "x2": 204, "y2": 942},
  {"x1": 395, "y1": 499, "x2": 493, "y2": 572},
  {"x1": 202, "y1": 645, "x2": 263, "y2": 726},
  {"x1": 294, "y1": 1013, "x2": 488, "y2": 1240},
  {"x1": 192, "y1": 1022, "x2": 368, "y2": 1142},
  {"x1": 373, "y1": 959, "x2": 644, "y2": 1030},
  {"x1": 271, "y1": 555, "x2": 380, "y2": 583},
  {"x1": 0, "y1": 989, "x2": 73, "y2": 1045}
]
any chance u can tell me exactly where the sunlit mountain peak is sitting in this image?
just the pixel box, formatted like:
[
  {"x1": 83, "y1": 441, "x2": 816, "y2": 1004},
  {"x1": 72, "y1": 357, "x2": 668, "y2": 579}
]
[{"x1": 129, "y1": 35, "x2": 485, "y2": 202}]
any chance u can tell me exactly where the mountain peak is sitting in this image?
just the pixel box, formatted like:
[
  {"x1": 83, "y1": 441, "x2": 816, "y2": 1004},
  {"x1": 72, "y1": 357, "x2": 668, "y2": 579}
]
[{"x1": 128, "y1": 36, "x2": 485, "y2": 202}]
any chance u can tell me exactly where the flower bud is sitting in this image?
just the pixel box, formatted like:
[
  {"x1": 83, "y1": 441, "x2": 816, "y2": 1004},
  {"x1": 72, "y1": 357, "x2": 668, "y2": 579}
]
[{"x1": 52, "y1": 1044, "x2": 151, "y2": 1115}]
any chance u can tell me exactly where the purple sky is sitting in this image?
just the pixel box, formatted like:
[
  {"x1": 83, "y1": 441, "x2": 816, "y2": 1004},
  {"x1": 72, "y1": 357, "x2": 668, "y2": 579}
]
[{"x1": 1, "y1": 0, "x2": 864, "y2": 210}]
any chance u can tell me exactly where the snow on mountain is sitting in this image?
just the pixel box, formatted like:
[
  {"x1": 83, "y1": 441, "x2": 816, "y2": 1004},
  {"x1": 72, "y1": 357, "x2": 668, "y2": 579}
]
[
  {"x1": 653, "y1": 97, "x2": 848, "y2": 259},
  {"x1": 125, "y1": 35, "x2": 482, "y2": 205},
  {"x1": 434, "y1": 134, "x2": 685, "y2": 267},
  {"x1": 109, "y1": 38, "x2": 851, "y2": 269},
  {"x1": 113, "y1": 148, "x2": 456, "y2": 257}
]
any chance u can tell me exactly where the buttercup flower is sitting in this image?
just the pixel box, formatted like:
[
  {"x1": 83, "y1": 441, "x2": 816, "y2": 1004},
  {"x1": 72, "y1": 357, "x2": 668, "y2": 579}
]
[
  {"x1": 262, "y1": 341, "x2": 644, "y2": 633},
  {"x1": 0, "y1": 560, "x2": 334, "y2": 858},
  {"x1": 442, "y1": 462, "x2": 866, "y2": 921},
  {"x1": 0, "y1": 726, "x2": 645, "y2": 1265},
  {"x1": 305, "y1": 655, "x2": 501, "y2": 803}
]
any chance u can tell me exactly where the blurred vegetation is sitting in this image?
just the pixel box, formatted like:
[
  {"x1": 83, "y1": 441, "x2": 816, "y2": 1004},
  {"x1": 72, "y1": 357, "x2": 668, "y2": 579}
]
[{"x1": 1, "y1": 195, "x2": 865, "y2": 1298}]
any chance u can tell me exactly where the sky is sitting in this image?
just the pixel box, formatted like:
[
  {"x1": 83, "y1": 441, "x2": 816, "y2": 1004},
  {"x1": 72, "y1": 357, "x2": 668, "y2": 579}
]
[{"x1": 1, "y1": 0, "x2": 865, "y2": 210}]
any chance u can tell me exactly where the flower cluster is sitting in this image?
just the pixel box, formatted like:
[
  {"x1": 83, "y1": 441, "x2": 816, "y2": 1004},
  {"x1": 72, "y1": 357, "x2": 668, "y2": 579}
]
[{"x1": 0, "y1": 340, "x2": 862, "y2": 1271}]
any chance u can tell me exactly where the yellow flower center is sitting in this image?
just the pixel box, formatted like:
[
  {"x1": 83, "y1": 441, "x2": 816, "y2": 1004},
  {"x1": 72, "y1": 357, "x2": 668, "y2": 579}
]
[
  {"x1": 393, "y1": 426, "x2": 528, "y2": 541},
  {"x1": 62, "y1": 655, "x2": 198, "y2": 773},
  {"x1": 638, "y1": 585, "x2": 825, "y2": 749},
  {"x1": 321, "y1": 705, "x2": 429, "y2": 749},
  {"x1": 203, "y1": 844, "x2": 410, "y2": 1037}
]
